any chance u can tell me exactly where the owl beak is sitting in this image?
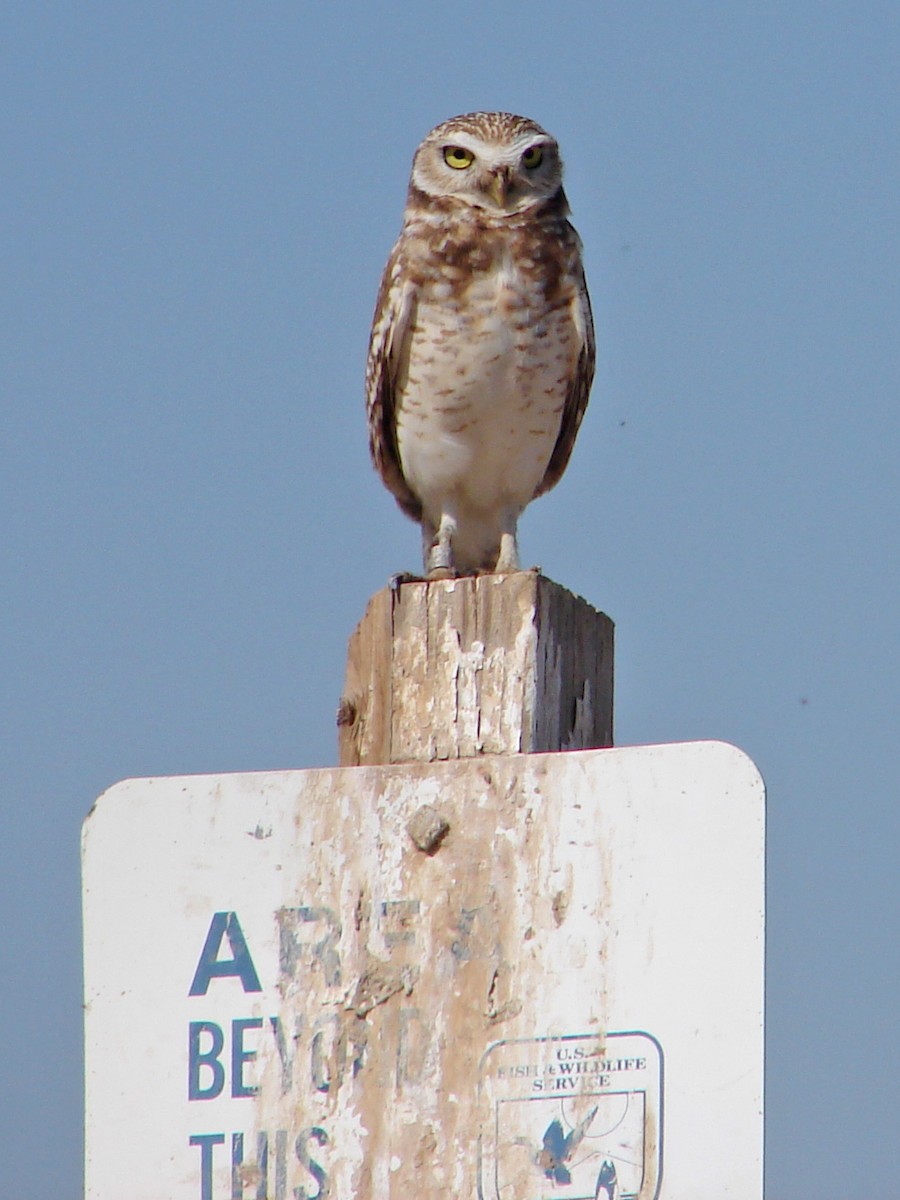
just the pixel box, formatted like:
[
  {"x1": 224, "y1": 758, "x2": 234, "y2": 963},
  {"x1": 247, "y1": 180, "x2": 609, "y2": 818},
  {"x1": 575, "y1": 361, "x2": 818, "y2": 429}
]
[{"x1": 488, "y1": 167, "x2": 513, "y2": 209}]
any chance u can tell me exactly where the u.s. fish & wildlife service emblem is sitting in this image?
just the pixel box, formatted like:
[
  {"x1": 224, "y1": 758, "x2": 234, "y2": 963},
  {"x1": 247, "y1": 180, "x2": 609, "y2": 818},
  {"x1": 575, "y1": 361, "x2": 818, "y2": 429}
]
[{"x1": 477, "y1": 1031, "x2": 663, "y2": 1200}]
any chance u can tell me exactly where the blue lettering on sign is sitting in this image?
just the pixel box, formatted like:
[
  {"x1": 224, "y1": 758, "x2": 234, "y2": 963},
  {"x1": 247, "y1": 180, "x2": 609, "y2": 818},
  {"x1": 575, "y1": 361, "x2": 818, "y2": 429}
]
[
  {"x1": 277, "y1": 907, "x2": 341, "y2": 987},
  {"x1": 190, "y1": 1128, "x2": 329, "y2": 1199},
  {"x1": 183, "y1": 899, "x2": 436, "y2": 1193},
  {"x1": 189, "y1": 1022, "x2": 226, "y2": 1100},
  {"x1": 269, "y1": 1015, "x2": 302, "y2": 1095},
  {"x1": 190, "y1": 1020, "x2": 273, "y2": 1101},
  {"x1": 232, "y1": 1131, "x2": 268, "y2": 1199},
  {"x1": 189, "y1": 1133, "x2": 224, "y2": 1200},
  {"x1": 232, "y1": 1017, "x2": 263, "y2": 1098},
  {"x1": 189, "y1": 912, "x2": 262, "y2": 996},
  {"x1": 296, "y1": 1128, "x2": 329, "y2": 1199}
]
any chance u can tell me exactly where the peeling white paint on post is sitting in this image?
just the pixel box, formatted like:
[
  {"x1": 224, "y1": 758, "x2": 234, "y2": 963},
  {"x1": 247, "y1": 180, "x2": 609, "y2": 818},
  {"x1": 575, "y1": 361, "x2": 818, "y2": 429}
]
[{"x1": 83, "y1": 741, "x2": 764, "y2": 1199}]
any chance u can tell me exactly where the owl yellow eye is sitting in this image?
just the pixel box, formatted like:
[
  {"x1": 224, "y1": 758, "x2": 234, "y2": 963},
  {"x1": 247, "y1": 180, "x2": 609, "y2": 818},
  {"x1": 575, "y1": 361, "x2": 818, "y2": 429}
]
[
  {"x1": 443, "y1": 145, "x2": 475, "y2": 170},
  {"x1": 521, "y1": 145, "x2": 544, "y2": 169}
]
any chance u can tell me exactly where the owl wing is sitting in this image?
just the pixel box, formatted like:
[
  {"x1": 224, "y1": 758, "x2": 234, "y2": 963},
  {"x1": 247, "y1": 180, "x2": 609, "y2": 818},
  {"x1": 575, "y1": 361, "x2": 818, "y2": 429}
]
[
  {"x1": 535, "y1": 261, "x2": 595, "y2": 498},
  {"x1": 365, "y1": 245, "x2": 423, "y2": 521}
]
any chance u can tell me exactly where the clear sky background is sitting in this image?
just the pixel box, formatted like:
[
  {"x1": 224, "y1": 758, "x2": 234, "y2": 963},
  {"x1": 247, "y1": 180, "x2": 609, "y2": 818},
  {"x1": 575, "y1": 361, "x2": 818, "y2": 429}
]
[{"x1": 2, "y1": 2, "x2": 898, "y2": 1195}]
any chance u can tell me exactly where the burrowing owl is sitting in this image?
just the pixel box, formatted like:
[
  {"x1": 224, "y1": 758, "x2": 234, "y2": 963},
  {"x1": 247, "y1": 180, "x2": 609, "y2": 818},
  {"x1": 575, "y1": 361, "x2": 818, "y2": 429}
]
[{"x1": 366, "y1": 111, "x2": 594, "y2": 577}]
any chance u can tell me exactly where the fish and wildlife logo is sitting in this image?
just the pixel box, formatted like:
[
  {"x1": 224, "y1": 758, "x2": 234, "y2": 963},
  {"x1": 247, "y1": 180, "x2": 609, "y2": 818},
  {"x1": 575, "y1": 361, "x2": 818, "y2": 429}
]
[{"x1": 477, "y1": 1032, "x2": 663, "y2": 1200}]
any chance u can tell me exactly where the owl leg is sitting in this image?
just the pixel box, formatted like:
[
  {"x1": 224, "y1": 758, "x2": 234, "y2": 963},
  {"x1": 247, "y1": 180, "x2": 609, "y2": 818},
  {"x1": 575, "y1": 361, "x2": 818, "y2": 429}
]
[
  {"x1": 494, "y1": 512, "x2": 521, "y2": 573},
  {"x1": 423, "y1": 513, "x2": 458, "y2": 579}
]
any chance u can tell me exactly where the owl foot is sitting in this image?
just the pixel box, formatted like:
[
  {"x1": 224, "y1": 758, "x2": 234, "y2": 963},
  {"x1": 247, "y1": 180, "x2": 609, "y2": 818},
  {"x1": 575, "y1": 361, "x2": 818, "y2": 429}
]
[
  {"x1": 494, "y1": 530, "x2": 520, "y2": 573},
  {"x1": 427, "y1": 565, "x2": 457, "y2": 581}
]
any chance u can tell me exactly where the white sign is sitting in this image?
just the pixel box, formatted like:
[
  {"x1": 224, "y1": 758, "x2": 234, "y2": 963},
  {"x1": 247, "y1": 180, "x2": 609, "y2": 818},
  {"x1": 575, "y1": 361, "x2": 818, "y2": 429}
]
[{"x1": 82, "y1": 741, "x2": 764, "y2": 1199}]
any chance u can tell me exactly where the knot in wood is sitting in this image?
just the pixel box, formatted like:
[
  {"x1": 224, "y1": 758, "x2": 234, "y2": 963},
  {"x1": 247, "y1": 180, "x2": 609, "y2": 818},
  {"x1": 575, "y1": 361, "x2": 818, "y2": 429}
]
[{"x1": 336, "y1": 696, "x2": 357, "y2": 727}]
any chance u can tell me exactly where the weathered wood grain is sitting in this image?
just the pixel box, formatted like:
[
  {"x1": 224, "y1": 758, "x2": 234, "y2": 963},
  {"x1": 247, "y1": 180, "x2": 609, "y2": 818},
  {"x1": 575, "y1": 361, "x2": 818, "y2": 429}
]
[{"x1": 338, "y1": 572, "x2": 613, "y2": 766}]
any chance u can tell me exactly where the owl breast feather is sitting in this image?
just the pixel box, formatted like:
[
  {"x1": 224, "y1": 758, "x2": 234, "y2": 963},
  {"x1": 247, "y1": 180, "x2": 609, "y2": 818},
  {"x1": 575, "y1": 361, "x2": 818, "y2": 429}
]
[{"x1": 395, "y1": 253, "x2": 578, "y2": 522}]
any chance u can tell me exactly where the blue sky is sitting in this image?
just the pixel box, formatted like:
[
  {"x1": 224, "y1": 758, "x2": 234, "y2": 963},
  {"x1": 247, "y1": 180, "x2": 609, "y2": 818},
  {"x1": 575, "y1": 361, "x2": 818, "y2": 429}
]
[{"x1": 2, "y1": 2, "x2": 898, "y2": 1195}]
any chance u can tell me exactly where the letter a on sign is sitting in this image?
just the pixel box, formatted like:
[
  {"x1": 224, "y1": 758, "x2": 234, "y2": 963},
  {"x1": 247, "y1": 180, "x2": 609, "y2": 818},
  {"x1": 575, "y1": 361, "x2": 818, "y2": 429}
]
[{"x1": 188, "y1": 911, "x2": 262, "y2": 996}]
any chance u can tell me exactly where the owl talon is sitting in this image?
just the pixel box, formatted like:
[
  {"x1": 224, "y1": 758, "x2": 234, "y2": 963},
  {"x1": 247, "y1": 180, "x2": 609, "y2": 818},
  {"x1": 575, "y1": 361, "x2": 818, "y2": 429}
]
[{"x1": 390, "y1": 571, "x2": 424, "y2": 591}]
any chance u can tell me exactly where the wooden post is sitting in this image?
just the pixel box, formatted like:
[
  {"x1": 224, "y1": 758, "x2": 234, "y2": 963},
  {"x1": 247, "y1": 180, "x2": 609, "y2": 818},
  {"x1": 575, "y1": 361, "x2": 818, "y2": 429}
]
[{"x1": 337, "y1": 571, "x2": 614, "y2": 767}]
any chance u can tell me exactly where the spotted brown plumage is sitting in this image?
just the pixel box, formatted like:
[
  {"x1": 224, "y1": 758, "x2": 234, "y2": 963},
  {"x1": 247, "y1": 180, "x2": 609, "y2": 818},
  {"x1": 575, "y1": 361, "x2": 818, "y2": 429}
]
[{"x1": 366, "y1": 111, "x2": 594, "y2": 576}]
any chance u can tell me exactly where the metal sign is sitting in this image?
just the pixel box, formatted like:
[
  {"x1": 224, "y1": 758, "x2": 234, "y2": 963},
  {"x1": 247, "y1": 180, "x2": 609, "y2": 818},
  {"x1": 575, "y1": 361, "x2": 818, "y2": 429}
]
[{"x1": 82, "y1": 741, "x2": 764, "y2": 1199}]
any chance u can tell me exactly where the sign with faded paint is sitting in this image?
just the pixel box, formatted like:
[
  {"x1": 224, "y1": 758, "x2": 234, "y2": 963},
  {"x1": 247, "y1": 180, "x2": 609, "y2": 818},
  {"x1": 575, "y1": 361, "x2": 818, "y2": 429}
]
[{"x1": 82, "y1": 741, "x2": 764, "y2": 1199}]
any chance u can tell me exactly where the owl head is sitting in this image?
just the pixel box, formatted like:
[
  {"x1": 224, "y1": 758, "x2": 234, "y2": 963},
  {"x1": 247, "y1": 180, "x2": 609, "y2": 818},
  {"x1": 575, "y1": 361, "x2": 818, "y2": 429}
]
[{"x1": 409, "y1": 111, "x2": 564, "y2": 215}]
